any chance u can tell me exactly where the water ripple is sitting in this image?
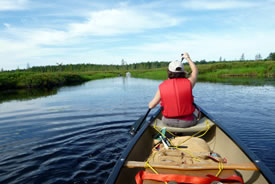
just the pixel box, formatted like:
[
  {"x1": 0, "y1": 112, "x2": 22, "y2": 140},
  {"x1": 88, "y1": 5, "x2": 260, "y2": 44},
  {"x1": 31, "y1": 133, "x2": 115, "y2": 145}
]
[{"x1": 1, "y1": 78, "x2": 274, "y2": 184}]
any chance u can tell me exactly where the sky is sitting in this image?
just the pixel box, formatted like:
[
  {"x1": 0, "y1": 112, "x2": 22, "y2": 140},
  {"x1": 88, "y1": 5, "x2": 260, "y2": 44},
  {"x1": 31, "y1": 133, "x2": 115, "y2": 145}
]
[{"x1": 0, "y1": 0, "x2": 275, "y2": 70}]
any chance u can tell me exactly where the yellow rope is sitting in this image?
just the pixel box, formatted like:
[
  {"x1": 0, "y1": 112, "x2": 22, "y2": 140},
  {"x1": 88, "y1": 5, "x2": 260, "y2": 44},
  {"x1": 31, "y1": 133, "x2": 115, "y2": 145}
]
[
  {"x1": 152, "y1": 119, "x2": 211, "y2": 163},
  {"x1": 153, "y1": 121, "x2": 173, "y2": 144},
  {"x1": 166, "y1": 129, "x2": 176, "y2": 137},
  {"x1": 145, "y1": 152, "x2": 168, "y2": 184},
  {"x1": 177, "y1": 120, "x2": 210, "y2": 146},
  {"x1": 146, "y1": 118, "x2": 215, "y2": 182},
  {"x1": 153, "y1": 119, "x2": 210, "y2": 149},
  {"x1": 145, "y1": 161, "x2": 158, "y2": 174},
  {"x1": 216, "y1": 161, "x2": 224, "y2": 177}
]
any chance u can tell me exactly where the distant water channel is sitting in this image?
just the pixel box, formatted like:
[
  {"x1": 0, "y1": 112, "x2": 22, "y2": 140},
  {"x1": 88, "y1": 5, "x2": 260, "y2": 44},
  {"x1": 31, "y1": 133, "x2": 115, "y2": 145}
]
[{"x1": 0, "y1": 77, "x2": 274, "y2": 183}]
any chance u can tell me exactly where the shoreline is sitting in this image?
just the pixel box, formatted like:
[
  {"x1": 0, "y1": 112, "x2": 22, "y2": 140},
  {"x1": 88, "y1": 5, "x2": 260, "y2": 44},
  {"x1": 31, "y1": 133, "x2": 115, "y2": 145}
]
[
  {"x1": 1, "y1": 60, "x2": 274, "y2": 90},
  {"x1": 0, "y1": 71, "x2": 121, "y2": 90}
]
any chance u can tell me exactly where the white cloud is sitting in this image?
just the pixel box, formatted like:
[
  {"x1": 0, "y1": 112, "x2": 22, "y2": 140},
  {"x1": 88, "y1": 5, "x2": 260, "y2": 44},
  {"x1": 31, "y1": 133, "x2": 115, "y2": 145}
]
[
  {"x1": 3, "y1": 23, "x2": 11, "y2": 28},
  {"x1": 182, "y1": 0, "x2": 258, "y2": 10},
  {"x1": 1, "y1": 28, "x2": 274, "y2": 70},
  {"x1": 69, "y1": 8, "x2": 181, "y2": 36},
  {"x1": 1, "y1": 27, "x2": 69, "y2": 47},
  {"x1": 0, "y1": 0, "x2": 29, "y2": 11},
  {"x1": 2, "y1": 8, "x2": 181, "y2": 46},
  {"x1": 0, "y1": 7, "x2": 182, "y2": 69},
  {"x1": 119, "y1": 31, "x2": 275, "y2": 62},
  {"x1": 27, "y1": 30, "x2": 69, "y2": 45},
  {"x1": 0, "y1": 1, "x2": 274, "y2": 70}
]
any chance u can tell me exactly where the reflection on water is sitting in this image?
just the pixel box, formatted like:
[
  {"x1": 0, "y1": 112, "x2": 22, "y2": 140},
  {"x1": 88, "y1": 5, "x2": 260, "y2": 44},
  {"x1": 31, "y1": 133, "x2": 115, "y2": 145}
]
[
  {"x1": 0, "y1": 77, "x2": 274, "y2": 184},
  {"x1": 2, "y1": 77, "x2": 274, "y2": 105},
  {"x1": 0, "y1": 88, "x2": 58, "y2": 104}
]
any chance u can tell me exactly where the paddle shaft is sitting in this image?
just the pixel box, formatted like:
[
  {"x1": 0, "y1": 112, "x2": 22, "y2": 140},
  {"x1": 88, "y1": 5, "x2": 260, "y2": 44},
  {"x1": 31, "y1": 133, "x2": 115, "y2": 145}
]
[{"x1": 129, "y1": 108, "x2": 151, "y2": 135}]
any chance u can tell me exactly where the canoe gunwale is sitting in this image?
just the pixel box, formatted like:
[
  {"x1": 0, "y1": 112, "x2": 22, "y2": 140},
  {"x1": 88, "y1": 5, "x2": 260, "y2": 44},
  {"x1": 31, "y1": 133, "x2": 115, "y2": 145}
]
[
  {"x1": 105, "y1": 108, "x2": 162, "y2": 184},
  {"x1": 198, "y1": 104, "x2": 275, "y2": 183},
  {"x1": 105, "y1": 105, "x2": 275, "y2": 183}
]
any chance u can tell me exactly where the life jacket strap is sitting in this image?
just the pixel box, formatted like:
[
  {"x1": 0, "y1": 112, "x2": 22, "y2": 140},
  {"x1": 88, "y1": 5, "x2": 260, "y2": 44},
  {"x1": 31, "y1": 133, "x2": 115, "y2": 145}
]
[{"x1": 135, "y1": 170, "x2": 244, "y2": 184}]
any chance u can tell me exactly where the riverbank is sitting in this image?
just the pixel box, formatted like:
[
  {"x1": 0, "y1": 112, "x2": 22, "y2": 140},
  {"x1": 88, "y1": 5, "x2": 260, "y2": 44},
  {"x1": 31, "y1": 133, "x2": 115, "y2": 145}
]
[
  {"x1": 1, "y1": 60, "x2": 274, "y2": 90},
  {"x1": 130, "y1": 60, "x2": 275, "y2": 85},
  {"x1": 0, "y1": 71, "x2": 120, "y2": 90}
]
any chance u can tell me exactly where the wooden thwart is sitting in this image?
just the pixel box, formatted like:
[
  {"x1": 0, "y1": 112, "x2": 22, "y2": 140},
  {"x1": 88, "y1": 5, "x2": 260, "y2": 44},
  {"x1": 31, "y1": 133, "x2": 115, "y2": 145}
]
[{"x1": 125, "y1": 161, "x2": 258, "y2": 171}]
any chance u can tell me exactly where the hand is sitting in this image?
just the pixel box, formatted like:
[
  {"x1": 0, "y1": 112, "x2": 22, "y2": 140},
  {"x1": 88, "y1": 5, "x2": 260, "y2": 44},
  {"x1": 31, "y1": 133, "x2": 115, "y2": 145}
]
[{"x1": 182, "y1": 52, "x2": 190, "y2": 59}]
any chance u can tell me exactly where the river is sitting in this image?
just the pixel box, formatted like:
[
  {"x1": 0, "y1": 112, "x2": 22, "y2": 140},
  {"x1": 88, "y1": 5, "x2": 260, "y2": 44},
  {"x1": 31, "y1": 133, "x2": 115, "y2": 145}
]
[{"x1": 0, "y1": 77, "x2": 274, "y2": 183}]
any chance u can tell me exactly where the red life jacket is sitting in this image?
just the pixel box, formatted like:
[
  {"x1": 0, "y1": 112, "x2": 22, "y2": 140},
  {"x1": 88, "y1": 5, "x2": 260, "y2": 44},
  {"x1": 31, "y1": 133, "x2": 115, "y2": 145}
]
[{"x1": 159, "y1": 78, "x2": 195, "y2": 118}]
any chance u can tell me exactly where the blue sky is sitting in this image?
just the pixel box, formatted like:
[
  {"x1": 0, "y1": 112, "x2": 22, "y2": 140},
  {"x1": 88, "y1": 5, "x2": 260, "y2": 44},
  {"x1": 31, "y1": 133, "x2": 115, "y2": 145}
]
[{"x1": 0, "y1": 0, "x2": 275, "y2": 70}]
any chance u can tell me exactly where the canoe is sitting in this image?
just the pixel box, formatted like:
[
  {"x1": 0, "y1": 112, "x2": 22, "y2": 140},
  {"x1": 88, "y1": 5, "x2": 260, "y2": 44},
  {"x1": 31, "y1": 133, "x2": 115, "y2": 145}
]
[{"x1": 106, "y1": 105, "x2": 274, "y2": 184}]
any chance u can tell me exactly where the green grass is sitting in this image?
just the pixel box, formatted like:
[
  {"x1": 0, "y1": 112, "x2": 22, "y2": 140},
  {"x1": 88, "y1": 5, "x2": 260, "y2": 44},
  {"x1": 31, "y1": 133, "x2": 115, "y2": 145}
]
[
  {"x1": 130, "y1": 69, "x2": 167, "y2": 80},
  {"x1": 80, "y1": 72, "x2": 119, "y2": 80},
  {"x1": 131, "y1": 60, "x2": 275, "y2": 86},
  {"x1": 0, "y1": 71, "x2": 120, "y2": 90}
]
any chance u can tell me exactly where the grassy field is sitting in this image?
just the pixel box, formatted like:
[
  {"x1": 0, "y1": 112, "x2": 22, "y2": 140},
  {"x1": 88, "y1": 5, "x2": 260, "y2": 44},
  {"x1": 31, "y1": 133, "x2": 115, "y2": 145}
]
[
  {"x1": 130, "y1": 60, "x2": 275, "y2": 85},
  {"x1": 131, "y1": 61, "x2": 275, "y2": 77},
  {"x1": 0, "y1": 71, "x2": 120, "y2": 90}
]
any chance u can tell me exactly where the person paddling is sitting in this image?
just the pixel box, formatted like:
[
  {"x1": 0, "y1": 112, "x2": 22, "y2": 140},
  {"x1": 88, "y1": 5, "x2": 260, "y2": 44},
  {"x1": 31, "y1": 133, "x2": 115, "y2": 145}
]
[{"x1": 148, "y1": 52, "x2": 198, "y2": 128}]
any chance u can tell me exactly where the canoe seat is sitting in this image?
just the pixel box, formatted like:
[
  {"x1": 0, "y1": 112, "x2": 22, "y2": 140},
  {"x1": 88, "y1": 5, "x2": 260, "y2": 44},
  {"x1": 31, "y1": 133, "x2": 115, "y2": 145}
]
[{"x1": 150, "y1": 117, "x2": 215, "y2": 133}]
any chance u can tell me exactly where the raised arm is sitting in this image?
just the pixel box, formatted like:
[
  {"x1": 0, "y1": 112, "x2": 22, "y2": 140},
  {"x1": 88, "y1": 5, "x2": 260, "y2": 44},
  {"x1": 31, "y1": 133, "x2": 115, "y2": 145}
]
[
  {"x1": 183, "y1": 52, "x2": 198, "y2": 88},
  {"x1": 148, "y1": 89, "x2": 161, "y2": 109}
]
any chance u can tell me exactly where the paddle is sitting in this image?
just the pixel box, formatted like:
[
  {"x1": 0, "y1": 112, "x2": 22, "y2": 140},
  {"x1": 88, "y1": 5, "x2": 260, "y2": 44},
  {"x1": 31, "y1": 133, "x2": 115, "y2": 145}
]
[
  {"x1": 181, "y1": 53, "x2": 184, "y2": 62},
  {"x1": 129, "y1": 108, "x2": 151, "y2": 136}
]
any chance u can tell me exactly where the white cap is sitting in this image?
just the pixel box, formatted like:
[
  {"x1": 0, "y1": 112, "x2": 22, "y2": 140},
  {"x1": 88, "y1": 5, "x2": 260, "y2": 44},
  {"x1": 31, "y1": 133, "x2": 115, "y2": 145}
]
[{"x1": 168, "y1": 61, "x2": 184, "y2": 72}]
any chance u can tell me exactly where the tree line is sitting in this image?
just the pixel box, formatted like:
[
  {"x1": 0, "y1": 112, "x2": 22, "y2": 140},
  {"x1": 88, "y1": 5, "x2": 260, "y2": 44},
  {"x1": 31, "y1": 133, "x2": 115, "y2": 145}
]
[
  {"x1": 20, "y1": 61, "x2": 170, "y2": 73},
  {"x1": 29, "y1": 52, "x2": 275, "y2": 72},
  {"x1": 1, "y1": 52, "x2": 274, "y2": 73}
]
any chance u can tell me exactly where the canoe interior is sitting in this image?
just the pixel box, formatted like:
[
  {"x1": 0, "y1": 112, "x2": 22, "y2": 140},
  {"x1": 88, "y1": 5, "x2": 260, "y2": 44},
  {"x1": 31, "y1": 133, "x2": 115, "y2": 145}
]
[{"x1": 115, "y1": 112, "x2": 269, "y2": 184}]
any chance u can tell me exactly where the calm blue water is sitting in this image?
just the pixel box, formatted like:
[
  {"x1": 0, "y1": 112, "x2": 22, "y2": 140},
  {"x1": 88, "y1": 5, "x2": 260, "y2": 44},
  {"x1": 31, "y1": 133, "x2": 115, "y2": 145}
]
[{"x1": 0, "y1": 77, "x2": 274, "y2": 183}]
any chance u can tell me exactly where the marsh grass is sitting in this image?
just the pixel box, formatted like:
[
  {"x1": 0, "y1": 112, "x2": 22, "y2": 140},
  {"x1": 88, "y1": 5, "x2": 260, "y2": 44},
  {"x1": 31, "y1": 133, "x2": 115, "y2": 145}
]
[
  {"x1": 130, "y1": 69, "x2": 167, "y2": 80},
  {"x1": 131, "y1": 60, "x2": 275, "y2": 86},
  {"x1": 0, "y1": 71, "x2": 120, "y2": 90},
  {"x1": 1, "y1": 60, "x2": 274, "y2": 90}
]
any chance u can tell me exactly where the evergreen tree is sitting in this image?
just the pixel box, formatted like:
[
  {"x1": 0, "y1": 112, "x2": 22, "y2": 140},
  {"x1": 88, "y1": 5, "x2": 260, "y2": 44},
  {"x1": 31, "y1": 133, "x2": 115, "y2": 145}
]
[
  {"x1": 240, "y1": 53, "x2": 245, "y2": 61},
  {"x1": 255, "y1": 54, "x2": 262, "y2": 61},
  {"x1": 267, "y1": 52, "x2": 275, "y2": 60}
]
